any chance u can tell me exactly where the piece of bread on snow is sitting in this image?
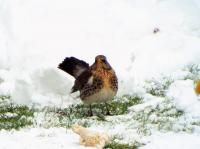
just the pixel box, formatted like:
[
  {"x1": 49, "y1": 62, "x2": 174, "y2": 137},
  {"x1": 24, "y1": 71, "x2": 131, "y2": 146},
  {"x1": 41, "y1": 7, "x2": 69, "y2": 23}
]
[{"x1": 71, "y1": 124, "x2": 109, "y2": 149}]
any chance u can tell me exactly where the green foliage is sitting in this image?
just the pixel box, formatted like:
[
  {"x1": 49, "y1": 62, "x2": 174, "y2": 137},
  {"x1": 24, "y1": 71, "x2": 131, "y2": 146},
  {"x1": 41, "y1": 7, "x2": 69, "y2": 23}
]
[
  {"x1": 145, "y1": 77, "x2": 174, "y2": 97},
  {"x1": 58, "y1": 95, "x2": 142, "y2": 118},
  {"x1": 104, "y1": 135, "x2": 141, "y2": 149},
  {"x1": 33, "y1": 95, "x2": 143, "y2": 128},
  {"x1": 0, "y1": 95, "x2": 10, "y2": 100},
  {"x1": 0, "y1": 96, "x2": 34, "y2": 130},
  {"x1": 132, "y1": 99, "x2": 184, "y2": 135},
  {"x1": 183, "y1": 64, "x2": 200, "y2": 81},
  {"x1": 191, "y1": 121, "x2": 200, "y2": 126},
  {"x1": 105, "y1": 142, "x2": 137, "y2": 149}
]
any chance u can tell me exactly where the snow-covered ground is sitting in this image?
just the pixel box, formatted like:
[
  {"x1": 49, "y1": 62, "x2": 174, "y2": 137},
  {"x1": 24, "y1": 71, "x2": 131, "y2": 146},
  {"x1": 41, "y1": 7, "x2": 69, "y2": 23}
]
[
  {"x1": 141, "y1": 132, "x2": 200, "y2": 149},
  {"x1": 0, "y1": 128, "x2": 94, "y2": 149},
  {"x1": 0, "y1": 0, "x2": 200, "y2": 149}
]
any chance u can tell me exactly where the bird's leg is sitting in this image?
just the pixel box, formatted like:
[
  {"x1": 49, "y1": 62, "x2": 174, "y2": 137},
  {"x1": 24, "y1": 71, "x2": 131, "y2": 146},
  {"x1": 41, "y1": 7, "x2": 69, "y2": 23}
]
[
  {"x1": 88, "y1": 104, "x2": 93, "y2": 117},
  {"x1": 105, "y1": 102, "x2": 111, "y2": 115}
]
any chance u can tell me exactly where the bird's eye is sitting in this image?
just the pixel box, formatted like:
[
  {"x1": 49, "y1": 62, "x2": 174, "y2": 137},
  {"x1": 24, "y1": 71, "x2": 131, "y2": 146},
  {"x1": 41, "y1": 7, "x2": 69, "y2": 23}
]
[{"x1": 101, "y1": 59, "x2": 106, "y2": 63}]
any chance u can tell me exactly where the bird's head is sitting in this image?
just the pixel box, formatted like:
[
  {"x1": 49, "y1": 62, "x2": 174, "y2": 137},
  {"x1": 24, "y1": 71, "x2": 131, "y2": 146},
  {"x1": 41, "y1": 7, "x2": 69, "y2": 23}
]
[{"x1": 95, "y1": 55, "x2": 112, "y2": 70}]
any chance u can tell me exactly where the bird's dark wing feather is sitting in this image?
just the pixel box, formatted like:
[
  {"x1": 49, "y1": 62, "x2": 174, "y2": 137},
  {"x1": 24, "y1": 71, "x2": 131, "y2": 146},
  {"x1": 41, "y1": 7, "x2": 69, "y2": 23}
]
[
  {"x1": 58, "y1": 57, "x2": 89, "y2": 79},
  {"x1": 71, "y1": 70, "x2": 92, "y2": 93}
]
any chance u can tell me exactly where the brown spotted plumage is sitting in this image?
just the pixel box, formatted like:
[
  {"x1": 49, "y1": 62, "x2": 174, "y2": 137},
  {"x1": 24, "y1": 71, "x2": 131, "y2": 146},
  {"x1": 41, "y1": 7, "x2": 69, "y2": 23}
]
[{"x1": 58, "y1": 55, "x2": 118, "y2": 115}]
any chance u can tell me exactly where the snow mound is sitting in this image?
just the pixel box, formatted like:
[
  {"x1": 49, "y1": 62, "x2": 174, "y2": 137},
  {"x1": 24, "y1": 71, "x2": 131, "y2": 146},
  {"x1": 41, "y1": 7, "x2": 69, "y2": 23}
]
[
  {"x1": 167, "y1": 80, "x2": 200, "y2": 115},
  {"x1": 0, "y1": 67, "x2": 75, "y2": 107}
]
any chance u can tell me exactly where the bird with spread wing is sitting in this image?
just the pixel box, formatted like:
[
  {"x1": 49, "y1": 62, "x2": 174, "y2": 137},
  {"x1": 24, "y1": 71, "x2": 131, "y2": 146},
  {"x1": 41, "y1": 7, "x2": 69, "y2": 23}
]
[{"x1": 58, "y1": 55, "x2": 118, "y2": 116}]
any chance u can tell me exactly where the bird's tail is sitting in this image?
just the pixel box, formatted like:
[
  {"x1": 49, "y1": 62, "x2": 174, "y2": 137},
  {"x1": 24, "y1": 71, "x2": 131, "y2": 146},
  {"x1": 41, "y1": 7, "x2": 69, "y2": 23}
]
[{"x1": 58, "y1": 57, "x2": 89, "y2": 79}]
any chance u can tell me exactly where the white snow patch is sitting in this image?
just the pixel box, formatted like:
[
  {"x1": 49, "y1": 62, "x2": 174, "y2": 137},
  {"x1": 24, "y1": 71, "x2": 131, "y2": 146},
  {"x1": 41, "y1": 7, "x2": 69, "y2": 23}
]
[
  {"x1": 167, "y1": 80, "x2": 200, "y2": 115},
  {"x1": 129, "y1": 95, "x2": 164, "y2": 112},
  {"x1": 141, "y1": 132, "x2": 200, "y2": 149},
  {"x1": 0, "y1": 128, "x2": 94, "y2": 149}
]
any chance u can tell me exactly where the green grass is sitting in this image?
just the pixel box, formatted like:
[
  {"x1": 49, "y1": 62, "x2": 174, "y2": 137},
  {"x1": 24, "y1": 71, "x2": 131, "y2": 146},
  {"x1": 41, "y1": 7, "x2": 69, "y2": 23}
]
[
  {"x1": 145, "y1": 77, "x2": 174, "y2": 97},
  {"x1": 56, "y1": 95, "x2": 142, "y2": 119},
  {"x1": 129, "y1": 98, "x2": 185, "y2": 135},
  {"x1": 62, "y1": 95, "x2": 141, "y2": 122},
  {"x1": 105, "y1": 142, "x2": 137, "y2": 149},
  {"x1": 104, "y1": 135, "x2": 139, "y2": 149},
  {"x1": 183, "y1": 64, "x2": 200, "y2": 81},
  {"x1": 32, "y1": 94, "x2": 187, "y2": 136},
  {"x1": 0, "y1": 96, "x2": 34, "y2": 130},
  {"x1": 33, "y1": 95, "x2": 143, "y2": 128}
]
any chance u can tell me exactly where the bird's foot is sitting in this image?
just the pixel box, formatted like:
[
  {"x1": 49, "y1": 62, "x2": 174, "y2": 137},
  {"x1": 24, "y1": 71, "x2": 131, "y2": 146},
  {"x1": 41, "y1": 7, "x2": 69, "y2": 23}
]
[
  {"x1": 106, "y1": 110, "x2": 111, "y2": 116},
  {"x1": 87, "y1": 105, "x2": 93, "y2": 117},
  {"x1": 105, "y1": 103, "x2": 112, "y2": 116}
]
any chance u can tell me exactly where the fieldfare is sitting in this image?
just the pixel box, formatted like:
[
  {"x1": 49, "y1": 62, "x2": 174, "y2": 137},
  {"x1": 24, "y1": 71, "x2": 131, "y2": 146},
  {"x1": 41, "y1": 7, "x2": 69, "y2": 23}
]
[{"x1": 58, "y1": 55, "x2": 118, "y2": 116}]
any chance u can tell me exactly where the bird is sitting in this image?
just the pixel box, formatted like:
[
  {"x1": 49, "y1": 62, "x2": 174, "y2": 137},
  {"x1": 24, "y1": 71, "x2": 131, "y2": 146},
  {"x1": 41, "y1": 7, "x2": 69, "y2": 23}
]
[{"x1": 58, "y1": 55, "x2": 118, "y2": 116}]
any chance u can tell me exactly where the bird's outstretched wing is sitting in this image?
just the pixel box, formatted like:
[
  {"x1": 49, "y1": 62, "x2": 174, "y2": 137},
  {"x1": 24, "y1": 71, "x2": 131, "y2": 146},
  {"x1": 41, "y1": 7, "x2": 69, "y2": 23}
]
[{"x1": 58, "y1": 57, "x2": 89, "y2": 79}]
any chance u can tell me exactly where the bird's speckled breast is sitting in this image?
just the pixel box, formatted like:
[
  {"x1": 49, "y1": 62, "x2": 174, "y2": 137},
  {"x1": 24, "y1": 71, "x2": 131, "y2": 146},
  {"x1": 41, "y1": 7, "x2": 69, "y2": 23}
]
[
  {"x1": 80, "y1": 69, "x2": 118, "y2": 104},
  {"x1": 95, "y1": 69, "x2": 118, "y2": 90}
]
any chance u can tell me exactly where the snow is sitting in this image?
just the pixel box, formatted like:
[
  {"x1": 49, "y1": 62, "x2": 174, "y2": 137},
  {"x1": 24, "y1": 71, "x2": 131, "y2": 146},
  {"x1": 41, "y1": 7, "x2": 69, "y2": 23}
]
[
  {"x1": 167, "y1": 80, "x2": 200, "y2": 115},
  {"x1": 0, "y1": 128, "x2": 94, "y2": 149},
  {"x1": 0, "y1": 0, "x2": 200, "y2": 149},
  {"x1": 141, "y1": 132, "x2": 200, "y2": 149},
  {"x1": 129, "y1": 95, "x2": 164, "y2": 112}
]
